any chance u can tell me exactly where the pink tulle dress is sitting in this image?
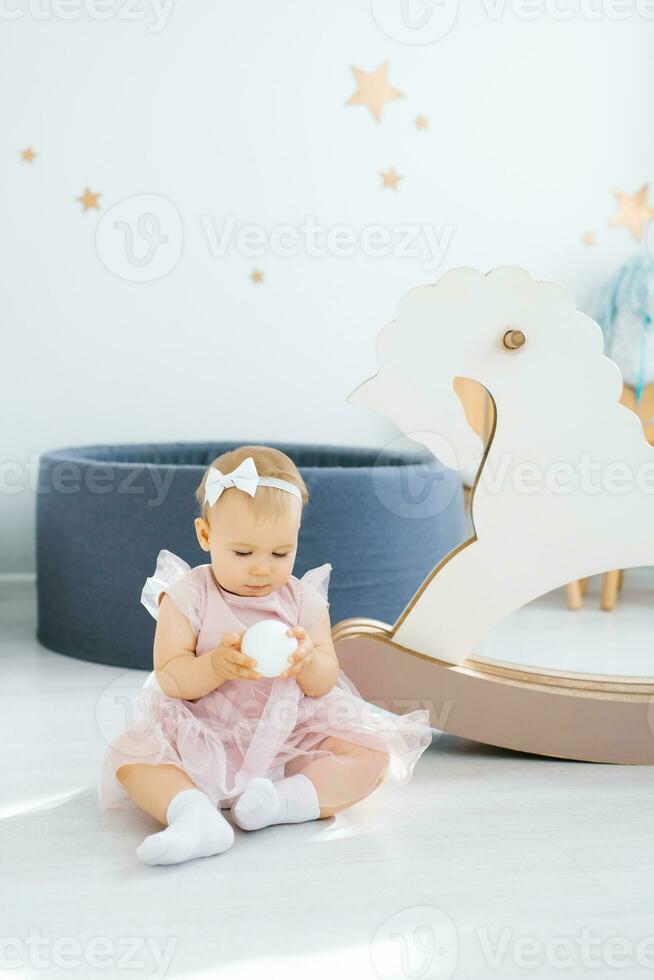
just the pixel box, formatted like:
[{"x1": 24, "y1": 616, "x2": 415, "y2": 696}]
[{"x1": 97, "y1": 549, "x2": 433, "y2": 811}]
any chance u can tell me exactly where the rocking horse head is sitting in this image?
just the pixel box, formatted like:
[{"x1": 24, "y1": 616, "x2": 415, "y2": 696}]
[
  {"x1": 347, "y1": 262, "x2": 654, "y2": 668},
  {"x1": 346, "y1": 265, "x2": 627, "y2": 483}
]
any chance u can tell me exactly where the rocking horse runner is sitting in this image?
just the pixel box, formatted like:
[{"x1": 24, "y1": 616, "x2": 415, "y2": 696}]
[{"x1": 337, "y1": 265, "x2": 654, "y2": 765}]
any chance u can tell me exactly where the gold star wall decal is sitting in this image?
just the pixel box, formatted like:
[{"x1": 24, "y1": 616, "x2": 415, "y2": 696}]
[
  {"x1": 77, "y1": 187, "x2": 101, "y2": 212},
  {"x1": 609, "y1": 184, "x2": 654, "y2": 242},
  {"x1": 346, "y1": 61, "x2": 403, "y2": 123},
  {"x1": 250, "y1": 269, "x2": 264, "y2": 284},
  {"x1": 581, "y1": 231, "x2": 597, "y2": 246},
  {"x1": 20, "y1": 147, "x2": 37, "y2": 163},
  {"x1": 415, "y1": 116, "x2": 429, "y2": 131},
  {"x1": 380, "y1": 166, "x2": 403, "y2": 191}
]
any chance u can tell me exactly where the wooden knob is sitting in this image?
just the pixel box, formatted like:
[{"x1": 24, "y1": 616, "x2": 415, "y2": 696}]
[{"x1": 503, "y1": 329, "x2": 526, "y2": 350}]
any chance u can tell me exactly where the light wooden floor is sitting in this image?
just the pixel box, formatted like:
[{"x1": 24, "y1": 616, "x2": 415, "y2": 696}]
[{"x1": 3, "y1": 574, "x2": 654, "y2": 980}]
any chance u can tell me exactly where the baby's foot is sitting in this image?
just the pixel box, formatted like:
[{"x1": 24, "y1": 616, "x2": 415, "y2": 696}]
[
  {"x1": 232, "y1": 774, "x2": 321, "y2": 831},
  {"x1": 136, "y1": 788, "x2": 234, "y2": 866}
]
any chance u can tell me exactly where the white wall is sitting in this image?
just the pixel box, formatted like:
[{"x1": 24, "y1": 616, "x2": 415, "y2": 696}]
[{"x1": 2, "y1": 0, "x2": 653, "y2": 572}]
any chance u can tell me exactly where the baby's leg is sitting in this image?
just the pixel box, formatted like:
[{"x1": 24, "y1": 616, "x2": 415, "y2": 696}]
[
  {"x1": 116, "y1": 763, "x2": 234, "y2": 865},
  {"x1": 285, "y1": 736, "x2": 390, "y2": 817},
  {"x1": 233, "y1": 736, "x2": 390, "y2": 831},
  {"x1": 116, "y1": 762, "x2": 196, "y2": 825}
]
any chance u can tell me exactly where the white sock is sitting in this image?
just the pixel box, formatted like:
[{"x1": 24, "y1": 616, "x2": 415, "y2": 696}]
[
  {"x1": 232, "y1": 774, "x2": 321, "y2": 831},
  {"x1": 136, "y1": 788, "x2": 235, "y2": 866}
]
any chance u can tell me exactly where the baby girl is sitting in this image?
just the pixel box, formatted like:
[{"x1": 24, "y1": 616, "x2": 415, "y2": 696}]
[{"x1": 97, "y1": 445, "x2": 432, "y2": 865}]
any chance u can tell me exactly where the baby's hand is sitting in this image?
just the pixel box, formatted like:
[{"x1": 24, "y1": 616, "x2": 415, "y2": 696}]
[
  {"x1": 211, "y1": 630, "x2": 262, "y2": 682},
  {"x1": 280, "y1": 626, "x2": 315, "y2": 679}
]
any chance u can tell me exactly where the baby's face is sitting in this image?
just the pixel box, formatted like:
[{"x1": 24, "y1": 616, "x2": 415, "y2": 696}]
[{"x1": 194, "y1": 491, "x2": 302, "y2": 597}]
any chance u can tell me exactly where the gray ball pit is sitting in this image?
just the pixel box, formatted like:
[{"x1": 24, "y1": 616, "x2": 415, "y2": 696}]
[{"x1": 36, "y1": 441, "x2": 466, "y2": 669}]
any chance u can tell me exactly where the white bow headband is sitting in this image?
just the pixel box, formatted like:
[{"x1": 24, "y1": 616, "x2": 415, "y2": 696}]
[{"x1": 204, "y1": 456, "x2": 302, "y2": 507}]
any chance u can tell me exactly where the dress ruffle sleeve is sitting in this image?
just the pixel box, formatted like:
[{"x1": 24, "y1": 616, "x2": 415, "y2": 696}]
[
  {"x1": 140, "y1": 549, "x2": 204, "y2": 636},
  {"x1": 298, "y1": 562, "x2": 332, "y2": 632}
]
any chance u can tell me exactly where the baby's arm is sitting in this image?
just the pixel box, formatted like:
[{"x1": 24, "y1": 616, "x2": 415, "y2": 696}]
[
  {"x1": 154, "y1": 596, "x2": 258, "y2": 699},
  {"x1": 292, "y1": 610, "x2": 340, "y2": 698}
]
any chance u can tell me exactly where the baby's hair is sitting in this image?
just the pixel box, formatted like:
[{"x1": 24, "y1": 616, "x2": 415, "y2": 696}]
[{"x1": 195, "y1": 445, "x2": 309, "y2": 526}]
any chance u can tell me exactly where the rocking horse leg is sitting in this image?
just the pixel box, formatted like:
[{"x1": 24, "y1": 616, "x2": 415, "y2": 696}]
[
  {"x1": 580, "y1": 577, "x2": 590, "y2": 596},
  {"x1": 565, "y1": 581, "x2": 583, "y2": 610},
  {"x1": 601, "y1": 570, "x2": 621, "y2": 611}
]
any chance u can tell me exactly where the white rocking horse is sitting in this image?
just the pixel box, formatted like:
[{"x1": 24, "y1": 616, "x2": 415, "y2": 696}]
[{"x1": 333, "y1": 265, "x2": 654, "y2": 764}]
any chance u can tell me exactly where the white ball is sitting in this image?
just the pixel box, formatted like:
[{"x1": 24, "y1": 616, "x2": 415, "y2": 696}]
[{"x1": 241, "y1": 619, "x2": 299, "y2": 678}]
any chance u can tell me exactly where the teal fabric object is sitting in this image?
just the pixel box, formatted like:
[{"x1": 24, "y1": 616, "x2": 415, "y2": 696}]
[{"x1": 589, "y1": 253, "x2": 654, "y2": 402}]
